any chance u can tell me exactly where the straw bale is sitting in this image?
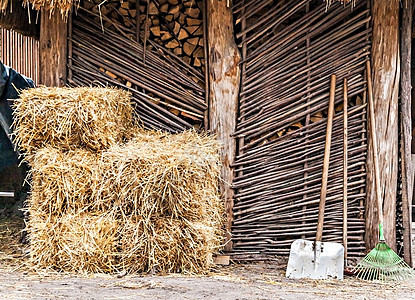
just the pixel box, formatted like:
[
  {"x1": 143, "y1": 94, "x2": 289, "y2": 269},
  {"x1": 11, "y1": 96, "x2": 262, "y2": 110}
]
[
  {"x1": 120, "y1": 217, "x2": 221, "y2": 274},
  {"x1": 27, "y1": 209, "x2": 120, "y2": 273},
  {"x1": 98, "y1": 129, "x2": 223, "y2": 222},
  {"x1": 13, "y1": 86, "x2": 133, "y2": 153},
  {"x1": 28, "y1": 147, "x2": 100, "y2": 214}
]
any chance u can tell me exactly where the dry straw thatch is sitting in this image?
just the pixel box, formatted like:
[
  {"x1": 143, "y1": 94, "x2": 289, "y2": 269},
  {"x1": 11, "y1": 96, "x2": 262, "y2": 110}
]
[
  {"x1": 20, "y1": 91, "x2": 223, "y2": 275},
  {"x1": 23, "y1": 0, "x2": 77, "y2": 16},
  {"x1": 12, "y1": 86, "x2": 133, "y2": 154}
]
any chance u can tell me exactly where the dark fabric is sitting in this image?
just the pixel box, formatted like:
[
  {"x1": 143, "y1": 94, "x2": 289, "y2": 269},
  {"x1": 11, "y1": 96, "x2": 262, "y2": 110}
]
[{"x1": 0, "y1": 62, "x2": 35, "y2": 168}]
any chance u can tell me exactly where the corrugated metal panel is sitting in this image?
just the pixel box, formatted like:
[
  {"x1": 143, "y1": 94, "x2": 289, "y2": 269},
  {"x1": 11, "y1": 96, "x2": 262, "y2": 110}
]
[{"x1": 0, "y1": 28, "x2": 39, "y2": 84}]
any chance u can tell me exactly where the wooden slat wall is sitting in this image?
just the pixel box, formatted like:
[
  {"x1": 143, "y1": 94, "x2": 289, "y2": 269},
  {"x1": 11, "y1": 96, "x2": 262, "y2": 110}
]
[
  {"x1": 231, "y1": 0, "x2": 371, "y2": 260},
  {"x1": 0, "y1": 28, "x2": 39, "y2": 84}
]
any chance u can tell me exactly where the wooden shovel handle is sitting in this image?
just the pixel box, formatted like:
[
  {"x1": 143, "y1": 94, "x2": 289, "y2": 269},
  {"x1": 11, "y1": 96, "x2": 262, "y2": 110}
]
[
  {"x1": 366, "y1": 60, "x2": 384, "y2": 224},
  {"x1": 316, "y1": 74, "x2": 336, "y2": 242},
  {"x1": 343, "y1": 78, "x2": 348, "y2": 258}
]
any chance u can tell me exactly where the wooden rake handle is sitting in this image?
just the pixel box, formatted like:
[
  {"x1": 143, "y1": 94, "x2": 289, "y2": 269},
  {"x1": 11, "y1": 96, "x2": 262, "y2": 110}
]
[
  {"x1": 316, "y1": 74, "x2": 336, "y2": 242},
  {"x1": 366, "y1": 61, "x2": 384, "y2": 228}
]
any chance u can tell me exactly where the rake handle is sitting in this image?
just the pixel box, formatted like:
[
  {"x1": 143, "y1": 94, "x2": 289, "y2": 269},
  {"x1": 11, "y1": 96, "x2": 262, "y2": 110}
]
[
  {"x1": 316, "y1": 74, "x2": 336, "y2": 242},
  {"x1": 366, "y1": 61, "x2": 384, "y2": 235}
]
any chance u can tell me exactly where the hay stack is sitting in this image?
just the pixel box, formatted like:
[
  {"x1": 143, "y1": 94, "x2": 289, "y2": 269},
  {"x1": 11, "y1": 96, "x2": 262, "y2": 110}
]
[
  {"x1": 16, "y1": 86, "x2": 222, "y2": 274},
  {"x1": 13, "y1": 87, "x2": 133, "y2": 153}
]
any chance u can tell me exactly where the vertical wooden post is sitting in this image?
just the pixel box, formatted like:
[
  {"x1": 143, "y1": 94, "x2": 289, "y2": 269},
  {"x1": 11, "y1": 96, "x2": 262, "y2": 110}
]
[
  {"x1": 206, "y1": 0, "x2": 241, "y2": 251},
  {"x1": 400, "y1": 0, "x2": 413, "y2": 266},
  {"x1": 366, "y1": 0, "x2": 400, "y2": 251},
  {"x1": 39, "y1": 9, "x2": 68, "y2": 86}
]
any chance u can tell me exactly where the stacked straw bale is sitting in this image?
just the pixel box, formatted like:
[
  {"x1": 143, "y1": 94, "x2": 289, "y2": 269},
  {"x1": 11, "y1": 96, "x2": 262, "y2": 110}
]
[
  {"x1": 14, "y1": 87, "x2": 222, "y2": 274},
  {"x1": 13, "y1": 87, "x2": 133, "y2": 154}
]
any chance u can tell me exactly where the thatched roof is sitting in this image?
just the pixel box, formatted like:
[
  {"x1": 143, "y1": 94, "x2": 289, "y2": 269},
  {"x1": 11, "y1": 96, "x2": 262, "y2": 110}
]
[{"x1": 0, "y1": 0, "x2": 39, "y2": 38}]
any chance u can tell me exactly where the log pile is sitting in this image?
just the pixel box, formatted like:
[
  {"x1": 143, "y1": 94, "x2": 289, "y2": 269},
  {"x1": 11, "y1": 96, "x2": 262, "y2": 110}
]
[
  {"x1": 82, "y1": 0, "x2": 205, "y2": 72},
  {"x1": 68, "y1": 0, "x2": 206, "y2": 132},
  {"x1": 231, "y1": 0, "x2": 371, "y2": 260}
]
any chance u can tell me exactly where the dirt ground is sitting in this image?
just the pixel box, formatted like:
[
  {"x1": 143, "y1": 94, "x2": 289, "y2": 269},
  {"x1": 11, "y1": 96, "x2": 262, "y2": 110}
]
[{"x1": 0, "y1": 216, "x2": 414, "y2": 300}]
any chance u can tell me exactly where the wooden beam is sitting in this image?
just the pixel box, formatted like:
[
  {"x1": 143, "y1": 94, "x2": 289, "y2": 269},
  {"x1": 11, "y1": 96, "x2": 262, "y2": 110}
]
[
  {"x1": 206, "y1": 0, "x2": 241, "y2": 251},
  {"x1": 39, "y1": 9, "x2": 68, "y2": 86},
  {"x1": 400, "y1": 0, "x2": 413, "y2": 267},
  {"x1": 366, "y1": 0, "x2": 400, "y2": 252}
]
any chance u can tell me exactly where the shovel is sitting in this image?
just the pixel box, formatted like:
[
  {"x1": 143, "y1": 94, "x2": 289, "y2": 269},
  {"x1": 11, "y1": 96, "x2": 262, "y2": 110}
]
[{"x1": 286, "y1": 75, "x2": 344, "y2": 280}]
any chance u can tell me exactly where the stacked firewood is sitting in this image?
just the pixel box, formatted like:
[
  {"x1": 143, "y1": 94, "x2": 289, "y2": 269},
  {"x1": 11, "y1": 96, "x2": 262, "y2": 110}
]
[
  {"x1": 69, "y1": 0, "x2": 206, "y2": 132},
  {"x1": 83, "y1": 0, "x2": 205, "y2": 73}
]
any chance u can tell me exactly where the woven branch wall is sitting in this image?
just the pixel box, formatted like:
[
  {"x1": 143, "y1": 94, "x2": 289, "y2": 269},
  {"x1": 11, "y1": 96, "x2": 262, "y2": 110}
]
[
  {"x1": 68, "y1": 0, "x2": 206, "y2": 132},
  {"x1": 231, "y1": 0, "x2": 371, "y2": 260}
]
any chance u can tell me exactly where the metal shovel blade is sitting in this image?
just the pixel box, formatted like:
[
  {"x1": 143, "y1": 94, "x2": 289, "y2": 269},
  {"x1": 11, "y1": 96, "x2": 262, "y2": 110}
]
[{"x1": 286, "y1": 239, "x2": 344, "y2": 280}]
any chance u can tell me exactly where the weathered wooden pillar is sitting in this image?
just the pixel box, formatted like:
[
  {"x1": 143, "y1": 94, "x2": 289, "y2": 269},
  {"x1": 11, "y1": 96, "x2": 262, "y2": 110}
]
[
  {"x1": 366, "y1": 0, "x2": 400, "y2": 251},
  {"x1": 39, "y1": 9, "x2": 67, "y2": 86},
  {"x1": 400, "y1": 0, "x2": 413, "y2": 266},
  {"x1": 206, "y1": 0, "x2": 241, "y2": 251}
]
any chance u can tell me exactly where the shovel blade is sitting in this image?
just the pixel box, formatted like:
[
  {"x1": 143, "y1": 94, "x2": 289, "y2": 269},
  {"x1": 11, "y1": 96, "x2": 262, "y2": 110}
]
[{"x1": 286, "y1": 239, "x2": 344, "y2": 280}]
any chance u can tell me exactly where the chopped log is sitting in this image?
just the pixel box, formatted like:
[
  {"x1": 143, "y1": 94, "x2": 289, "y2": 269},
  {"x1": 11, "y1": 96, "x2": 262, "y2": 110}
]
[
  {"x1": 161, "y1": 32, "x2": 172, "y2": 40},
  {"x1": 148, "y1": 2, "x2": 158, "y2": 14},
  {"x1": 192, "y1": 46, "x2": 204, "y2": 58},
  {"x1": 187, "y1": 17, "x2": 202, "y2": 26},
  {"x1": 366, "y1": 0, "x2": 399, "y2": 252},
  {"x1": 173, "y1": 21, "x2": 180, "y2": 35},
  {"x1": 183, "y1": 41, "x2": 196, "y2": 55},
  {"x1": 168, "y1": 0, "x2": 179, "y2": 4},
  {"x1": 121, "y1": 1, "x2": 129, "y2": 9},
  {"x1": 173, "y1": 47, "x2": 182, "y2": 55},
  {"x1": 400, "y1": 0, "x2": 413, "y2": 267},
  {"x1": 178, "y1": 28, "x2": 189, "y2": 40},
  {"x1": 184, "y1": 7, "x2": 200, "y2": 18},
  {"x1": 207, "y1": 0, "x2": 241, "y2": 252},
  {"x1": 169, "y1": 5, "x2": 181, "y2": 14},
  {"x1": 150, "y1": 26, "x2": 161, "y2": 36},
  {"x1": 193, "y1": 25, "x2": 203, "y2": 35},
  {"x1": 165, "y1": 14, "x2": 173, "y2": 22},
  {"x1": 160, "y1": 3, "x2": 169, "y2": 13},
  {"x1": 165, "y1": 39, "x2": 180, "y2": 48},
  {"x1": 187, "y1": 37, "x2": 199, "y2": 45},
  {"x1": 185, "y1": 25, "x2": 198, "y2": 34},
  {"x1": 193, "y1": 57, "x2": 201, "y2": 67}
]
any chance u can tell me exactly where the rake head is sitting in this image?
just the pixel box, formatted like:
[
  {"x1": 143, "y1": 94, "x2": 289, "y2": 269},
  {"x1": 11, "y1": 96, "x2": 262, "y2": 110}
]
[{"x1": 353, "y1": 242, "x2": 415, "y2": 281}]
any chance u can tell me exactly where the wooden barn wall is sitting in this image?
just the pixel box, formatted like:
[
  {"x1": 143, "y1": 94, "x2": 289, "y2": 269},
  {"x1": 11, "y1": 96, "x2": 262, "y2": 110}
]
[
  {"x1": 0, "y1": 28, "x2": 40, "y2": 84},
  {"x1": 68, "y1": 0, "x2": 206, "y2": 132},
  {"x1": 230, "y1": 0, "x2": 371, "y2": 260}
]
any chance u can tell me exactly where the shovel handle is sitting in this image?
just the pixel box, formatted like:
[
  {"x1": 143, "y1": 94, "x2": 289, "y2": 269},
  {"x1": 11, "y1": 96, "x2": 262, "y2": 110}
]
[{"x1": 316, "y1": 74, "x2": 336, "y2": 242}]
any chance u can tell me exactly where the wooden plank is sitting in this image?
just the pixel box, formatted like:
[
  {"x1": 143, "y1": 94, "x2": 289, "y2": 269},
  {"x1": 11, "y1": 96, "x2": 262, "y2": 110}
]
[
  {"x1": 400, "y1": 0, "x2": 413, "y2": 267},
  {"x1": 207, "y1": 0, "x2": 241, "y2": 252},
  {"x1": 366, "y1": 0, "x2": 399, "y2": 252},
  {"x1": 213, "y1": 255, "x2": 230, "y2": 265},
  {"x1": 39, "y1": 9, "x2": 68, "y2": 86}
]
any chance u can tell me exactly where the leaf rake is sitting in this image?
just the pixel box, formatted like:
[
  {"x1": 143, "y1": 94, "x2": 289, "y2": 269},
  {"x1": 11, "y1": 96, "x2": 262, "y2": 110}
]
[{"x1": 352, "y1": 61, "x2": 415, "y2": 281}]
